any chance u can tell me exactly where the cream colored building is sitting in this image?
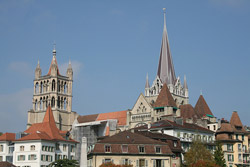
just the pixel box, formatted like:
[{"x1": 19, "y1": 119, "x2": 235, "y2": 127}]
[
  {"x1": 87, "y1": 130, "x2": 175, "y2": 167},
  {"x1": 216, "y1": 111, "x2": 250, "y2": 167},
  {"x1": 27, "y1": 47, "x2": 78, "y2": 130}
]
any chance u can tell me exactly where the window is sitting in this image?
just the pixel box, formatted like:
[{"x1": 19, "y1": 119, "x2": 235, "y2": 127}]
[
  {"x1": 63, "y1": 144, "x2": 67, "y2": 151},
  {"x1": 63, "y1": 155, "x2": 67, "y2": 159},
  {"x1": 242, "y1": 135, "x2": 245, "y2": 141},
  {"x1": 20, "y1": 146, "x2": 24, "y2": 151},
  {"x1": 173, "y1": 141, "x2": 177, "y2": 147},
  {"x1": 71, "y1": 145, "x2": 75, "y2": 152},
  {"x1": 0, "y1": 145, "x2": 3, "y2": 152},
  {"x1": 122, "y1": 145, "x2": 128, "y2": 153},
  {"x1": 18, "y1": 155, "x2": 25, "y2": 161},
  {"x1": 137, "y1": 159, "x2": 148, "y2": 167},
  {"x1": 139, "y1": 146, "x2": 145, "y2": 153},
  {"x1": 213, "y1": 125, "x2": 216, "y2": 130},
  {"x1": 238, "y1": 154, "x2": 242, "y2": 162},
  {"x1": 41, "y1": 155, "x2": 46, "y2": 161},
  {"x1": 103, "y1": 159, "x2": 112, "y2": 163},
  {"x1": 30, "y1": 145, "x2": 35, "y2": 151},
  {"x1": 227, "y1": 144, "x2": 233, "y2": 151},
  {"x1": 105, "y1": 145, "x2": 111, "y2": 153},
  {"x1": 0, "y1": 156, "x2": 3, "y2": 162},
  {"x1": 238, "y1": 144, "x2": 242, "y2": 152},
  {"x1": 177, "y1": 132, "x2": 180, "y2": 137},
  {"x1": 236, "y1": 134, "x2": 239, "y2": 140},
  {"x1": 155, "y1": 146, "x2": 161, "y2": 153},
  {"x1": 122, "y1": 159, "x2": 130, "y2": 165},
  {"x1": 228, "y1": 154, "x2": 234, "y2": 162},
  {"x1": 28, "y1": 154, "x2": 36, "y2": 160},
  {"x1": 56, "y1": 143, "x2": 60, "y2": 150}
]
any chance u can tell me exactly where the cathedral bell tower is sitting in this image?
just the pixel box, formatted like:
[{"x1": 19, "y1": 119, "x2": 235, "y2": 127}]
[{"x1": 27, "y1": 46, "x2": 78, "y2": 130}]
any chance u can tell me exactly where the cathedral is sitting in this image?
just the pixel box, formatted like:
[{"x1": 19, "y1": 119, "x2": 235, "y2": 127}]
[{"x1": 27, "y1": 47, "x2": 78, "y2": 131}]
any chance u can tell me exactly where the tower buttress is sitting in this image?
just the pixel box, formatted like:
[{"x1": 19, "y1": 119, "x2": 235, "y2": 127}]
[{"x1": 184, "y1": 75, "x2": 188, "y2": 97}]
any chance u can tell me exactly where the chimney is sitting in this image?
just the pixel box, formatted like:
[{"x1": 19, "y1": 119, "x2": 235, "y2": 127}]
[{"x1": 80, "y1": 137, "x2": 87, "y2": 167}]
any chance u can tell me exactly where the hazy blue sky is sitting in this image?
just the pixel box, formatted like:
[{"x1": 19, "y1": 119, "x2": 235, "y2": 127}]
[{"x1": 0, "y1": 0, "x2": 250, "y2": 132}]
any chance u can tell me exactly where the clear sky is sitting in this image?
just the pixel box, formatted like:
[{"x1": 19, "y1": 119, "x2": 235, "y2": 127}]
[{"x1": 0, "y1": 0, "x2": 250, "y2": 133}]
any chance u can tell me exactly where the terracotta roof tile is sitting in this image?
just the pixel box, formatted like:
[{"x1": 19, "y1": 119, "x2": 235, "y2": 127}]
[
  {"x1": 96, "y1": 111, "x2": 127, "y2": 126},
  {"x1": 180, "y1": 104, "x2": 198, "y2": 121},
  {"x1": 19, "y1": 105, "x2": 75, "y2": 142},
  {"x1": 150, "y1": 119, "x2": 214, "y2": 134},
  {"x1": 47, "y1": 56, "x2": 60, "y2": 76},
  {"x1": 153, "y1": 83, "x2": 177, "y2": 108},
  {"x1": 0, "y1": 162, "x2": 16, "y2": 167},
  {"x1": 194, "y1": 95, "x2": 213, "y2": 118},
  {"x1": 77, "y1": 114, "x2": 99, "y2": 123},
  {"x1": 0, "y1": 133, "x2": 16, "y2": 141},
  {"x1": 217, "y1": 122, "x2": 233, "y2": 133},
  {"x1": 92, "y1": 131, "x2": 173, "y2": 155}
]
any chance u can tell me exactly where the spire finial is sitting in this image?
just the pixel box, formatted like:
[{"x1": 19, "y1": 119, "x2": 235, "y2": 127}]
[
  {"x1": 36, "y1": 59, "x2": 40, "y2": 68},
  {"x1": 145, "y1": 73, "x2": 150, "y2": 89},
  {"x1": 163, "y1": 8, "x2": 166, "y2": 30},
  {"x1": 53, "y1": 41, "x2": 56, "y2": 57},
  {"x1": 184, "y1": 75, "x2": 188, "y2": 89},
  {"x1": 200, "y1": 89, "x2": 203, "y2": 95}
]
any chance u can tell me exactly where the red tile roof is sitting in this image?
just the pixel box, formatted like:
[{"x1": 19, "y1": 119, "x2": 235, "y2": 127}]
[
  {"x1": 180, "y1": 104, "x2": 198, "y2": 121},
  {"x1": 18, "y1": 105, "x2": 76, "y2": 142},
  {"x1": 77, "y1": 111, "x2": 127, "y2": 126},
  {"x1": 150, "y1": 119, "x2": 214, "y2": 134},
  {"x1": 0, "y1": 162, "x2": 16, "y2": 167},
  {"x1": 92, "y1": 131, "x2": 173, "y2": 155},
  {"x1": 230, "y1": 111, "x2": 243, "y2": 127},
  {"x1": 194, "y1": 95, "x2": 213, "y2": 118},
  {"x1": 0, "y1": 133, "x2": 16, "y2": 141},
  {"x1": 153, "y1": 83, "x2": 177, "y2": 108},
  {"x1": 47, "y1": 56, "x2": 60, "y2": 76},
  {"x1": 96, "y1": 111, "x2": 127, "y2": 126}
]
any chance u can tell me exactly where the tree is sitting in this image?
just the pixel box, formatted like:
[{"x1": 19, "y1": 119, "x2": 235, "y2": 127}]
[
  {"x1": 0, "y1": 132, "x2": 2, "y2": 136},
  {"x1": 184, "y1": 139, "x2": 217, "y2": 167},
  {"x1": 49, "y1": 159, "x2": 79, "y2": 167},
  {"x1": 99, "y1": 162, "x2": 133, "y2": 167},
  {"x1": 214, "y1": 141, "x2": 226, "y2": 167}
]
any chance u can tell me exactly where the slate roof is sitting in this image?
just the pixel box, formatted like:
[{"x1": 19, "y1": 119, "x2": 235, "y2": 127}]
[
  {"x1": 153, "y1": 83, "x2": 177, "y2": 108},
  {"x1": 194, "y1": 95, "x2": 213, "y2": 118},
  {"x1": 0, "y1": 133, "x2": 16, "y2": 141}
]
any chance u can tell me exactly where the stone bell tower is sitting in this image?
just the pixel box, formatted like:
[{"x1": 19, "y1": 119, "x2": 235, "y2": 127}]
[{"x1": 27, "y1": 46, "x2": 78, "y2": 130}]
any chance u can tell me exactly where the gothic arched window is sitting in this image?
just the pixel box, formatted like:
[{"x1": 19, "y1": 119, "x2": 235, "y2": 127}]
[
  {"x1": 51, "y1": 97, "x2": 55, "y2": 108},
  {"x1": 35, "y1": 82, "x2": 39, "y2": 94},
  {"x1": 64, "y1": 98, "x2": 67, "y2": 110},
  {"x1": 52, "y1": 80, "x2": 56, "y2": 91}
]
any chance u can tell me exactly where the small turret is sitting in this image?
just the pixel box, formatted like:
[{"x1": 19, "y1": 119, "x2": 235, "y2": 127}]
[
  {"x1": 35, "y1": 60, "x2": 41, "y2": 79},
  {"x1": 184, "y1": 75, "x2": 188, "y2": 97},
  {"x1": 67, "y1": 60, "x2": 73, "y2": 80},
  {"x1": 145, "y1": 73, "x2": 150, "y2": 96}
]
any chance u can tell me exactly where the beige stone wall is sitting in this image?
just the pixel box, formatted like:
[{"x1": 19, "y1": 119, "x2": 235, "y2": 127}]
[{"x1": 90, "y1": 154, "x2": 174, "y2": 167}]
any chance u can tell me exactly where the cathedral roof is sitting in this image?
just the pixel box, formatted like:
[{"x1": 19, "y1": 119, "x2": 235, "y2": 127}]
[
  {"x1": 18, "y1": 105, "x2": 76, "y2": 142},
  {"x1": 0, "y1": 133, "x2": 16, "y2": 141},
  {"x1": 153, "y1": 83, "x2": 177, "y2": 108},
  {"x1": 194, "y1": 95, "x2": 213, "y2": 118},
  {"x1": 157, "y1": 10, "x2": 176, "y2": 85}
]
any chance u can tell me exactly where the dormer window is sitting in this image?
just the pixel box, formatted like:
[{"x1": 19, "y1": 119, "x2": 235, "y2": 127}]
[
  {"x1": 105, "y1": 145, "x2": 111, "y2": 153},
  {"x1": 139, "y1": 146, "x2": 145, "y2": 153},
  {"x1": 173, "y1": 141, "x2": 177, "y2": 147},
  {"x1": 155, "y1": 146, "x2": 161, "y2": 153},
  {"x1": 122, "y1": 145, "x2": 128, "y2": 153}
]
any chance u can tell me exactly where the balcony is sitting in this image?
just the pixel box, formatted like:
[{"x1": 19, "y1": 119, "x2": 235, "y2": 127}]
[
  {"x1": 243, "y1": 149, "x2": 250, "y2": 154},
  {"x1": 243, "y1": 160, "x2": 250, "y2": 163}
]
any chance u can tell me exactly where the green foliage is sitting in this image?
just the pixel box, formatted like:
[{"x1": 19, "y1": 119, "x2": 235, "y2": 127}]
[
  {"x1": 0, "y1": 132, "x2": 2, "y2": 136},
  {"x1": 99, "y1": 162, "x2": 133, "y2": 167},
  {"x1": 214, "y1": 141, "x2": 226, "y2": 167},
  {"x1": 49, "y1": 159, "x2": 79, "y2": 167},
  {"x1": 184, "y1": 139, "x2": 216, "y2": 167}
]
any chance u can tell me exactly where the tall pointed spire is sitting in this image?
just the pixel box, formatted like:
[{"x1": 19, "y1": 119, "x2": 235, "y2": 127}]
[
  {"x1": 157, "y1": 8, "x2": 176, "y2": 85},
  {"x1": 145, "y1": 73, "x2": 150, "y2": 88},
  {"x1": 36, "y1": 59, "x2": 40, "y2": 68}
]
